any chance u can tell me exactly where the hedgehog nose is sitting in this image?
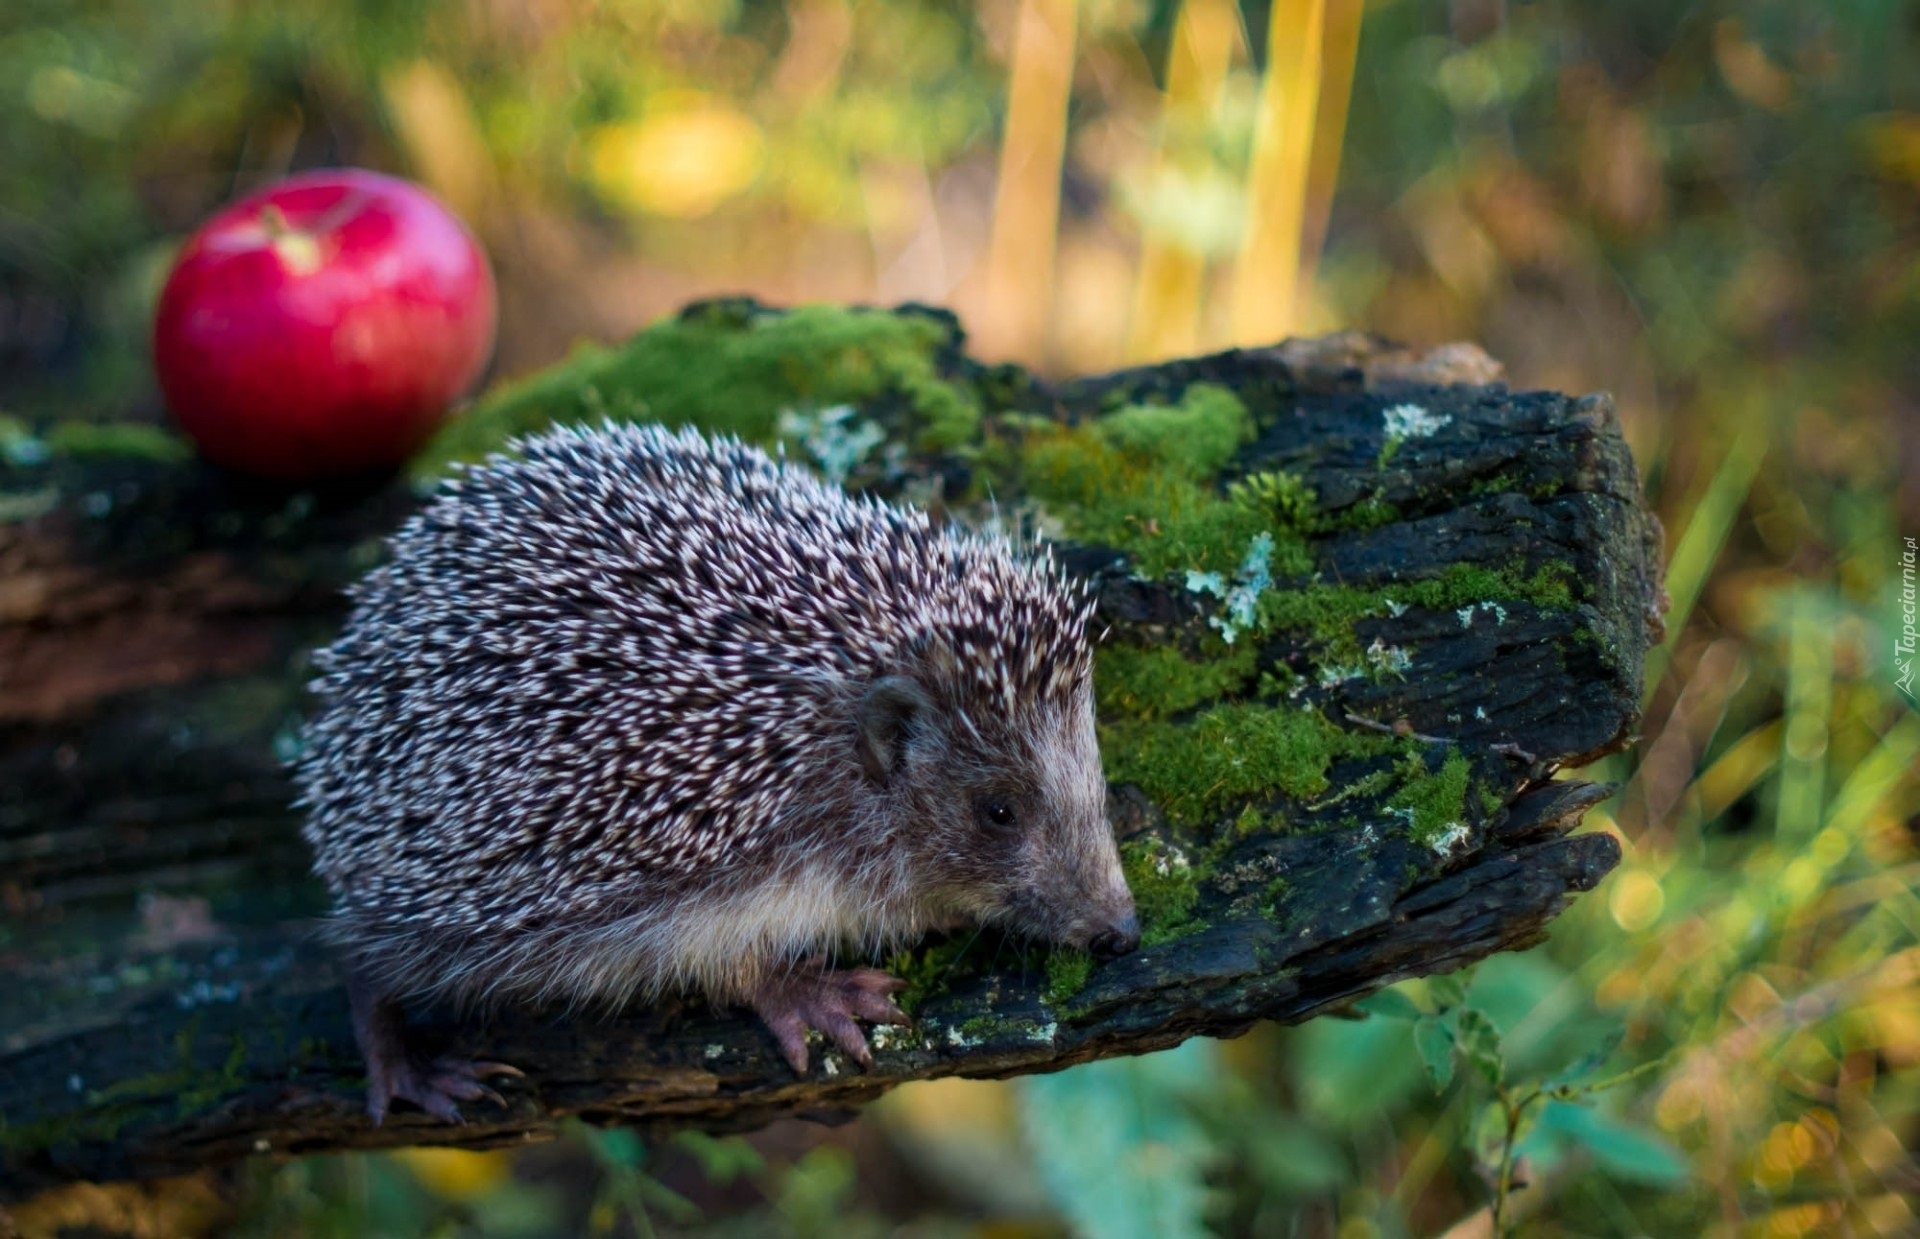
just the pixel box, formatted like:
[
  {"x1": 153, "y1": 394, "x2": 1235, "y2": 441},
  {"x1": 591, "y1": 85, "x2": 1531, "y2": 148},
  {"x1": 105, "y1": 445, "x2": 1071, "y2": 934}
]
[{"x1": 1088, "y1": 914, "x2": 1141, "y2": 961}]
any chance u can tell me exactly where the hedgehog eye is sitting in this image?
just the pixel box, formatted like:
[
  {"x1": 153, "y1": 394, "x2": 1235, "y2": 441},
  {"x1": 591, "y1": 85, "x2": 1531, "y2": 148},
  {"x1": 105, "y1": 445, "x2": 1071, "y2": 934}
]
[{"x1": 974, "y1": 796, "x2": 1019, "y2": 833}]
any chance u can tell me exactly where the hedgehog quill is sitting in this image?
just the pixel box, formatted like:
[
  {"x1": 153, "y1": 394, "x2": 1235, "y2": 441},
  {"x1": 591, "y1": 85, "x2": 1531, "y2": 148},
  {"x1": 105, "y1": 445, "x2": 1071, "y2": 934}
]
[{"x1": 298, "y1": 422, "x2": 1140, "y2": 1122}]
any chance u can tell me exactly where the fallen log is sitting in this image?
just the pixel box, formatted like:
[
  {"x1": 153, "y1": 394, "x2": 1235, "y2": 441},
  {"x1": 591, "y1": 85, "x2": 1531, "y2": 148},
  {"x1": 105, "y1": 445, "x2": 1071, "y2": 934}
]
[{"x1": 0, "y1": 302, "x2": 1664, "y2": 1193}]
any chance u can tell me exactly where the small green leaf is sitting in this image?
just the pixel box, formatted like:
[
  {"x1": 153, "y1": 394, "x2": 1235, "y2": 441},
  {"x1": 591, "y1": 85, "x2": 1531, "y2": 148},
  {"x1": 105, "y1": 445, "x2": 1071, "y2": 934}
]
[
  {"x1": 1544, "y1": 1027, "x2": 1627, "y2": 1096},
  {"x1": 669, "y1": 1131, "x2": 766, "y2": 1185},
  {"x1": 1533, "y1": 1101, "x2": 1691, "y2": 1187},
  {"x1": 582, "y1": 1124, "x2": 645, "y2": 1169},
  {"x1": 1019, "y1": 1040, "x2": 1216, "y2": 1239},
  {"x1": 1243, "y1": 1115, "x2": 1350, "y2": 1194},
  {"x1": 1429, "y1": 969, "x2": 1472, "y2": 1011},
  {"x1": 1414, "y1": 1016, "x2": 1455, "y2": 1091},
  {"x1": 776, "y1": 1146, "x2": 860, "y2": 1235},
  {"x1": 1456, "y1": 1008, "x2": 1505, "y2": 1088},
  {"x1": 1292, "y1": 1010, "x2": 1430, "y2": 1123},
  {"x1": 634, "y1": 1176, "x2": 702, "y2": 1226},
  {"x1": 1509, "y1": 1097, "x2": 1544, "y2": 1150},
  {"x1": 1354, "y1": 987, "x2": 1424, "y2": 1021},
  {"x1": 1469, "y1": 1099, "x2": 1509, "y2": 1170}
]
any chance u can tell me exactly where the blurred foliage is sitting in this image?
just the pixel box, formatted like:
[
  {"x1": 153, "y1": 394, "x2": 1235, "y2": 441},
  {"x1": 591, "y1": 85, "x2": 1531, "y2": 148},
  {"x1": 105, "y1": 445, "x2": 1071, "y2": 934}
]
[
  {"x1": 1020, "y1": 1039, "x2": 1217, "y2": 1239},
  {"x1": 5, "y1": 0, "x2": 1920, "y2": 1235}
]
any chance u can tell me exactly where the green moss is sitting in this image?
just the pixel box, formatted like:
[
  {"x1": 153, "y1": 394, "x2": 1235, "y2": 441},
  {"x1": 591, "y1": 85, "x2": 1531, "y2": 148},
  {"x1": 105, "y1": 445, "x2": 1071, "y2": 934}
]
[
  {"x1": 1025, "y1": 434, "x2": 1260, "y2": 579},
  {"x1": 1119, "y1": 837, "x2": 1202, "y2": 945},
  {"x1": 954, "y1": 1011, "x2": 1044, "y2": 1041},
  {"x1": 0, "y1": 414, "x2": 39, "y2": 463},
  {"x1": 173, "y1": 1031, "x2": 253, "y2": 1117},
  {"x1": 0, "y1": 1021, "x2": 253, "y2": 1153},
  {"x1": 884, "y1": 938, "x2": 977, "y2": 1012},
  {"x1": 1198, "y1": 804, "x2": 1294, "y2": 869},
  {"x1": 1256, "y1": 560, "x2": 1581, "y2": 663},
  {"x1": 1160, "y1": 500, "x2": 1313, "y2": 584},
  {"x1": 1322, "y1": 493, "x2": 1402, "y2": 531},
  {"x1": 1094, "y1": 640, "x2": 1259, "y2": 721},
  {"x1": 1105, "y1": 704, "x2": 1389, "y2": 826},
  {"x1": 0, "y1": 485, "x2": 58, "y2": 522},
  {"x1": 1043, "y1": 948, "x2": 1094, "y2": 1004},
  {"x1": 417, "y1": 303, "x2": 978, "y2": 478},
  {"x1": 1311, "y1": 765, "x2": 1400, "y2": 810},
  {"x1": 1227, "y1": 470, "x2": 1317, "y2": 528},
  {"x1": 1018, "y1": 385, "x2": 1303, "y2": 582},
  {"x1": 1024, "y1": 388, "x2": 1580, "y2": 698},
  {"x1": 1519, "y1": 561, "x2": 1577, "y2": 607},
  {"x1": 1, "y1": 1097, "x2": 152, "y2": 1153},
  {"x1": 0, "y1": 418, "x2": 193, "y2": 465},
  {"x1": 1095, "y1": 383, "x2": 1253, "y2": 481},
  {"x1": 1256, "y1": 584, "x2": 1385, "y2": 649},
  {"x1": 1387, "y1": 748, "x2": 1474, "y2": 848},
  {"x1": 1230, "y1": 804, "x2": 1272, "y2": 839}
]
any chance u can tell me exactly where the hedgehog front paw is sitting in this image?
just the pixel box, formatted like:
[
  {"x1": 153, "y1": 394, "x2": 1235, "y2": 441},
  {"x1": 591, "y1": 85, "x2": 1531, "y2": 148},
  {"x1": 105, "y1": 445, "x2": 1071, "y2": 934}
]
[
  {"x1": 371, "y1": 1053, "x2": 524, "y2": 1125},
  {"x1": 749, "y1": 966, "x2": 910, "y2": 1075},
  {"x1": 348, "y1": 974, "x2": 523, "y2": 1124}
]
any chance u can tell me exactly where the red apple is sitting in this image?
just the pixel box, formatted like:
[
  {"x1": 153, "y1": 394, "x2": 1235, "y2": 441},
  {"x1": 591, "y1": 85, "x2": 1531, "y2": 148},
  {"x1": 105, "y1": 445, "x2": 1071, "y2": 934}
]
[{"x1": 153, "y1": 168, "x2": 497, "y2": 480}]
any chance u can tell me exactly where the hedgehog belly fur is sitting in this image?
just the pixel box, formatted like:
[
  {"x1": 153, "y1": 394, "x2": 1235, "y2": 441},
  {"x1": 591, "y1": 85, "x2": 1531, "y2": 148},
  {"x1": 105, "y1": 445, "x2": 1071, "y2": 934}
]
[{"x1": 321, "y1": 846, "x2": 936, "y2": 1012}]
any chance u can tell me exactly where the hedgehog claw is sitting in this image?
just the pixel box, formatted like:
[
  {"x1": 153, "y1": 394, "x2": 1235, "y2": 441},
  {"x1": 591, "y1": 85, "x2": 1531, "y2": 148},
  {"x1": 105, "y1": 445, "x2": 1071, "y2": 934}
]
[
  {"x1": 349, "y1": 975, "x2": 519, "y2": 1125},
  {"x1": 373, "y1": 1055, "x2": 516, "y2": 1125},
  {"x1": 750, "y1": 966, "x2": 912, "y2": 1076}
]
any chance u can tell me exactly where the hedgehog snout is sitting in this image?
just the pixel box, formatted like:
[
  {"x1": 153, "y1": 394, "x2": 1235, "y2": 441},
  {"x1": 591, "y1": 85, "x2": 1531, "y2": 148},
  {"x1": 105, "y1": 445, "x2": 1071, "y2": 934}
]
[
  {"x1": 1053, "y1": 864, "x2": 1139, "y2": 958},
  {"x1": 1087, "y1": 912, "x2": 1141, "y2": 960}
]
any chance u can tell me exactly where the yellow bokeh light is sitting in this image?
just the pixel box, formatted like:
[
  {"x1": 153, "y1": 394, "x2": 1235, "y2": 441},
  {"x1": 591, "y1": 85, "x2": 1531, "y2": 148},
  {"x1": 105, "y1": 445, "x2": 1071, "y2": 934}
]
[
  {"x1": 1864, "y1": 1192, "x2": 1916, "y2": 1235},
  {"x1": 1854, "y1": 1123, "x2": 1909, "y2": 1174},
  {"x1": 1726, "y1": 970, "x2": 1782, "y2": 1022},
  {"x1": 583, "y1": 99, "x2": 766, "y2": 218},
  {"x1": 1608, "y1": 867, "x2": 1665, "y2": 932},
  {"x1": 1868, "y1": 998, "x2": 1920, "y2": 1066},
  {"x1": 1594, "y1": 962, "x2": 1644, "y2": 1007},
  {"x1": 1654, "y1": 1074, "x2": 1706, "y2": 1130},
  {"x1": 391, "y1": 1146, "x2": 513, "y2": 1199}
]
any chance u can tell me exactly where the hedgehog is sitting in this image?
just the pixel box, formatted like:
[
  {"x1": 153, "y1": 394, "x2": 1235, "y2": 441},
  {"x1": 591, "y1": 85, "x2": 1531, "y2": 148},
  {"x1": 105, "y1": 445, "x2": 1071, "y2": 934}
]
[{"x1": 297, "y1": 421, "x2": 1140, "y2": 1122}]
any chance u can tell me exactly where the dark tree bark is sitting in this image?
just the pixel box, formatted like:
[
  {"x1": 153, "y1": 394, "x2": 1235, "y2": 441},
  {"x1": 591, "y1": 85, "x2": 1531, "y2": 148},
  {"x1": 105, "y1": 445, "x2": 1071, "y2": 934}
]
[{"x1": 0, "y1": 306, "x2": 1663, "y2": 1195}]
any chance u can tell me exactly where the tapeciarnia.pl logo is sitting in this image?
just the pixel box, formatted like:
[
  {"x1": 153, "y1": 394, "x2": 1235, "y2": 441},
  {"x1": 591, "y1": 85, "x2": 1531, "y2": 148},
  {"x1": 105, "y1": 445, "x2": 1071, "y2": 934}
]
[{"x1": 1899, "y1": 535, "x2": 1917, "y2": 703}]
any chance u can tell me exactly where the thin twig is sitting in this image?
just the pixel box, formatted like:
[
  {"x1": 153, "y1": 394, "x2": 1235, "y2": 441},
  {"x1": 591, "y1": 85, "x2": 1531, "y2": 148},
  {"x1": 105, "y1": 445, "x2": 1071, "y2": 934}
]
[
  {"x1": 1342, "y1": 713, "x2": 1539, "y2": 765},
  {"x1": 1343, "y1": 711, "x2": 1451, "y2": 745}
]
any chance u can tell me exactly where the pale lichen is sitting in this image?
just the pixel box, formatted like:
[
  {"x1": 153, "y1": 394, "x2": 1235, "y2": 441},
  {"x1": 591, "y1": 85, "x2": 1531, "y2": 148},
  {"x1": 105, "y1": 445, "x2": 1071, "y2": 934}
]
[
  {"x1": 777, "y1": 403, "x2": 886, "y2": 483},
  {"x1": 1382, "y1": 403, "x2": 1452, "y2": 439},
  {"x1": 1379, "y1": 402, "x2": 1454, "y2": 467},
  {"x1": 1427, "y1": 821, "x2": 1473, "y2": 856},
  {"x1": 1185, "y1": 532, "x2": 1276, "y2": 644}
]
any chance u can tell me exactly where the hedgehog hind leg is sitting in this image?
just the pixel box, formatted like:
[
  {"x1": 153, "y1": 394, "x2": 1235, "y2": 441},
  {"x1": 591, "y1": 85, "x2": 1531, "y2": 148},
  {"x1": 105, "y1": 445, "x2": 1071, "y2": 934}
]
[
  {"x1": 347, "y1": 974, "x2": 523, "y2": 1124},
  {"x1": 748, "y1": 965, "x2": 911, "y2": 1075}
]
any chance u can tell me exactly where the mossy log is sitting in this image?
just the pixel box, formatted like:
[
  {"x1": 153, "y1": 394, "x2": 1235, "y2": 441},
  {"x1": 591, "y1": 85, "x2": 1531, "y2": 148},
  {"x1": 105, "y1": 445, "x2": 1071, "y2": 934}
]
[{"x1": 0, "y1": 302, "x2": 1664, "y2": 1194}]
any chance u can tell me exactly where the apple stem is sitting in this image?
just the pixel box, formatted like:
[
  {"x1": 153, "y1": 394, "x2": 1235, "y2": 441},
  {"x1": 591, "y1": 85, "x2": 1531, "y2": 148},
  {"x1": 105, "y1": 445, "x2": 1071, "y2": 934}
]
[{"x1": 255, "y1": 204, "x2": 323, "y2": 276}]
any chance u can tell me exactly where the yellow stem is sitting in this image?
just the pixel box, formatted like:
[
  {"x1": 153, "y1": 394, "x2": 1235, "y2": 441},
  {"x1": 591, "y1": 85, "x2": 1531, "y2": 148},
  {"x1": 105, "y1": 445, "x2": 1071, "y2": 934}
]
[
  {"x1": 1296, "y1": 0, "x2": 1364, "y2": 314},
  {"x1": 1125, "y1": 0, "x2": 1242, "y2": 362},
  {"x1": 979, "y1": 0, "x2": 1079, "y2": 365},
  {"x1": 1232, "y1": 0, "x2": 1326, "y2": 344}
]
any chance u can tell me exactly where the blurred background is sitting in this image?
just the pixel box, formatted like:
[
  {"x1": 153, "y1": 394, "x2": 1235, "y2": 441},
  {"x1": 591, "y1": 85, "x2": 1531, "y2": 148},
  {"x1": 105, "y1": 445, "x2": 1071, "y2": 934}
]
[{"x1": 4, "y1": 0, "x2": 1919, "y2": 1235}]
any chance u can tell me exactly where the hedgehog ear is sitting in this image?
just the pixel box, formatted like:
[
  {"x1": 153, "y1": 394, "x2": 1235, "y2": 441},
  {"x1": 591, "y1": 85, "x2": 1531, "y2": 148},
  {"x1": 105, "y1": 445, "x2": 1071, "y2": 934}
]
[{"x1": 857, "y1": 676, "x2": 933, "y2": 784}]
